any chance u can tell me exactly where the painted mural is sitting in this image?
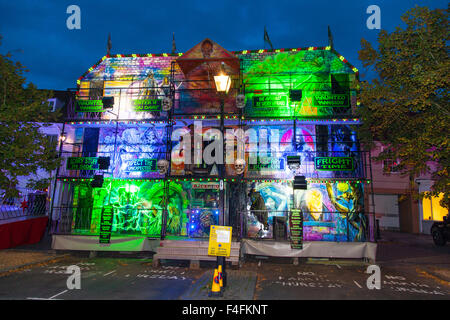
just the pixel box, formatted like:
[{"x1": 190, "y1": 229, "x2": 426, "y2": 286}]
[
  {"x1": 71, "y1": 180, "x2": 190, "y2": 237},
  {"x1": 245, "y1": 181, "x2": 367, "y2": 241},
  {"x1": 240, "y1": 50, "x2": 355, "y2": 118},
  {"x1": 98, "y1": 125, "x2": 167, "y2": 179}
]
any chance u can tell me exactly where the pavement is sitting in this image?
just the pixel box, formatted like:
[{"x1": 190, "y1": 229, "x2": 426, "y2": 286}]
[{"x1": 0, "y1": 229, "x2": 448, "y2": 300}]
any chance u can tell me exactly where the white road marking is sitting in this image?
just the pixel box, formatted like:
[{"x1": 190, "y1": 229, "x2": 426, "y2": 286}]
[
  {"x1": 48, "y1": 290, "x2": 68, "y2": 299},
  {"x1": 354, "y1": 280, "x2": 363, "y2": 289},
  {"x1": 103, "y1": 270, "x2": 116, "y2": 276},
  {"x1": 27, "y1": 289, "x2": 68, "y2": 300}
]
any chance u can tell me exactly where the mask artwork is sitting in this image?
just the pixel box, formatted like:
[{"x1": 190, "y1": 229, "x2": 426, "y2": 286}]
[
  {"x1": 157, "y1": 159, "x2": 169, "y2": 175},
  {"x1": 162, "y1": 97, "x2": 173, "y2": 111},
  {"x1": 236, "y1": 94, "x2": 246, "y2": 108},
  {"x1": 234, "y1": 158, "x2": 246, "y2": 175}
]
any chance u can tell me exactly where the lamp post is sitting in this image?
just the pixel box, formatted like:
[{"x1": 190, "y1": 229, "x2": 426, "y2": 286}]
[{"x1": 213, "y1": 63, "x2": 230, "y2": 287}]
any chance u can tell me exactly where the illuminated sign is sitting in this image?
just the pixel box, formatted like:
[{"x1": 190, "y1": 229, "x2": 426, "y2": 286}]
[
  {"x1": 289, "y1": 209, "x2": 303, "y2": 249},
  {"x1": 208, "y1": 225, "x2": 232, "y2": 257},
  {"x1": 75, "y1": 100, "x2": 104, "y2": 112},
  {"x1": 192, "y1": 182, "x2": 220, "y2": 190},
  {"x1": 99, "y1": 206, "x2": 114, "y2": 244},
  {"x1": 132, "y1": 99, "x2": 162, "y2": 111},
  {"x1": 67, "y1": 157, "x2": 99, "y2": 170},
  {"x1": 248, "y1": 157, "x2": 285, "y2": 171},
  {"x1": 250, "y1": 95, "x2": 291, "y2": 117},
  {"x1": 314, "y1": 157, "x2": 354, "y2": 171},
  {"x1": 125, "y1": 158, "x2": 157, "y2": 172},
  {"x1": 313, "y1": 93, "x2": 349, "y2": 107}
]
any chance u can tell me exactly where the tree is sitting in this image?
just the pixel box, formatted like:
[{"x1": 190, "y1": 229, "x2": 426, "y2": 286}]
[
  {"x1": 0, "y1": 35, "x2": 61, "y2": 201},
  {"x1": 357, "y1": 5, "x2": 449, "y2": 209}
]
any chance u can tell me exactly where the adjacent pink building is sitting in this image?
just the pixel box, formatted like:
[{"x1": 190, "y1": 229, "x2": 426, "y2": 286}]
[{"x1": 367, "y1": 142, "x2": 447, "y2": 234}]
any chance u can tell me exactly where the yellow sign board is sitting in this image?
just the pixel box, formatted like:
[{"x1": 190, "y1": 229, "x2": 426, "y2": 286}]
[{"x1": 208, "y1": 225, "x2": 232, "y2": 257}]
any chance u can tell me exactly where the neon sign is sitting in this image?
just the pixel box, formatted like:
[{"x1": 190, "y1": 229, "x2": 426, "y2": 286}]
[
  {"x1": 132, "y1": 99, "x2": 162, "y2": 111},
  {"x1": 67, "y1": 157, "x2": 99, "y2": 170},
  {"x1": 314, "y1": 157, "x2": 354, "y2": 171}
]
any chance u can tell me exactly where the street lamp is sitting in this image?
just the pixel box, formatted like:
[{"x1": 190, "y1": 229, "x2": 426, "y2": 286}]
[
  {"x1": 214, "y1": 62, "x2": 230, "y2": 288},
  {"x1": 214, "y1": 63, "x2": 231, "y2": 94}
]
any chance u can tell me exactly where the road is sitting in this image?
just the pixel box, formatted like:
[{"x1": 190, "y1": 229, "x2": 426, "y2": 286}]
[{"x1": 0, "y1": 231, "x2": 449, "y2": 300}]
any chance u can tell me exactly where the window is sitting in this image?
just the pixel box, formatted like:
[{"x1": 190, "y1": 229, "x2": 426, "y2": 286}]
[
  {"x1": 47, "y1": 99, "x2": 56, "y2": 112},
  {"x1": 382, "y1": 159, "x2": 400, "y2": 173},
  {"x1": 422, "y1": 193, "x2": 448, "y2": 221}
]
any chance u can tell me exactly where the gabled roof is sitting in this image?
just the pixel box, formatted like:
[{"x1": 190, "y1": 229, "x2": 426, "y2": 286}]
[{"x1": 77, "y1": 45, "x2": 359, "y2": 86}]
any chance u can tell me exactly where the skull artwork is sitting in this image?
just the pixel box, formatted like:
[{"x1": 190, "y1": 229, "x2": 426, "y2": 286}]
[
  {"x1": 234, "y1": 158, "x2": 246, "y2": 175},
  {"x1": 157, "y1": 159, "x2": 169, "y2": 175},
  {"x1": 236, "y1": 94, "x2": 246, "y2": 109},
  {"x1": 162, "y1": 97, "x2": 173, "y2": 111}
]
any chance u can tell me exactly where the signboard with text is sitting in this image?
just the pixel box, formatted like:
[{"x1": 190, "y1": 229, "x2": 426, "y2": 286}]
[
  {"x1": 132, "y1": 99, "x2": 162, "y2": 111},
  {"x1": 99, "y1": 206, "x2": 114, "y2": 244},
  {"x1": 67, "y1": 157, "x2": 99, "y2": 171},
  {"x1": 250, "y1": 95, "x2": 291, "y2": 117},
  {"x1": 208, "y1": 225, "x2": 232, "y2": 257},
  {"x1": 76, "y1": 100, "x2": 104, "y2": 112},
  {"x1": 248, "y1": 157, "x2": 286, "y2": 171},
  {"x1": 314, "y1": 157, "x2": 354, "y2": 171},
  {"x1": 312, "y1": 93, "x2": 349, "y2": 107},
  {"x1": 125, "y1": 158, "x2": 157, "y2": 172},
  {"x1": 289, "y1": 210, "x2": 303, "y2": 250}
]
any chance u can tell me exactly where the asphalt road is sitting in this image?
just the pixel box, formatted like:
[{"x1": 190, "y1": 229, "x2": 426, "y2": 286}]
[
  {"x1": 0, "y1": 231, "x2": 449, "y2": 300},
  {"x1": 0, "y1": 253, "x2": 448, "y2": 300},
  {"x1": 0, "y1": 256, "x2": 205, "y2": 300}
]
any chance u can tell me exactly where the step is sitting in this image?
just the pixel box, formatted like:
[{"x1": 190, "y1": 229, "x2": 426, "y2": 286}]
[
  {"x1": 157, "y1": 246, "x2": 240, "y2": 257},
  {"x1": 159, "y1": 239, "x2": 240, "y2": 249},
  {"x1": 153, "y1": 253, "x2": 239, "y2": 263}
]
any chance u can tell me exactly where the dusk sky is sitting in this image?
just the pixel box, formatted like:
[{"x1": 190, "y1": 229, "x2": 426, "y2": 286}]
[{"x1": 0, "y1": 0, "x2": 447, "y2": 90}]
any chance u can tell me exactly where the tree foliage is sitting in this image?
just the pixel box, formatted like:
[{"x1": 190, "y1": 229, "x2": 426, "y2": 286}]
[
  {"x1": 0, "y1": 35, "x2": 61, "y2": 199},
  {"x1": 357, "y1": 5, "x2": 449, "y2": 209}
]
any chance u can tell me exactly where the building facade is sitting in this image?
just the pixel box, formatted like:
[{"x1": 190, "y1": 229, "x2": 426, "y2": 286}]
[
  {"x1": 369, "y1": 141, "x2": 448, "y2": 235},
  {"x1": 51, "y1": 39, "x2": 375, "y2": 249}
]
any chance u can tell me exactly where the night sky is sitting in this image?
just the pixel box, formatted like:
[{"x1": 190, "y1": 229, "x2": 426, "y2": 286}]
[{"x1": 0, "y1": 0, "x2": 447, "y2": 90}]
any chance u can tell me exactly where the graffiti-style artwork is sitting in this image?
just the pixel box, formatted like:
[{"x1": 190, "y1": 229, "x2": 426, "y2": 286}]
[
  {"x1": 245, "y1": 181, "x2": 293, "y2": 238},
  {"x1": 71, "y1": 180, "x2": 190, "y2": 237},
  {"x1": 294, "y1": 181, "x2": 366, "y2": 242},
  {"x1": 170, "y1": 125, "x2": 222, "y2": 176},
  {"x1": 98, "y1": 125, "x2": 167, "y2": 178},
  {"x1": 240, "y1": 50, "x2": 354, "y2": 118},
  {"x1": 176, "y1": 39, "x2": 240, "y2": 114},
  {"x1": 78, "y1": 56, "x2": 177, "y2": 119}
]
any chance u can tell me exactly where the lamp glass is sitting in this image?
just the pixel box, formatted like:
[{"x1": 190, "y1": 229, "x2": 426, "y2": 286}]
[{"x1": 214, "y1": 75, "x2": 231, "y2": 93}]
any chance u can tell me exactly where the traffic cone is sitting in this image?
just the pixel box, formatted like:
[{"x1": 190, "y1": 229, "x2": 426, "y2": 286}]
[
  {"x1": 218, "y1": 265, "x2": 223, "y2": 287},
  {"x1": 208, "y1": 268, "x2": 223, "y2": 297}
]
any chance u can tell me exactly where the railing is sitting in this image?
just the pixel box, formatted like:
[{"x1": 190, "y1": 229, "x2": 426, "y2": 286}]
[
  {"x1": 50, "y1": 206, "x2": 167, "y2": 238},
  {"x1": 0, "y1": 190, "x2": 48, "y2": 221}
]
